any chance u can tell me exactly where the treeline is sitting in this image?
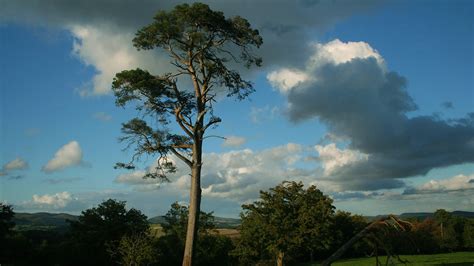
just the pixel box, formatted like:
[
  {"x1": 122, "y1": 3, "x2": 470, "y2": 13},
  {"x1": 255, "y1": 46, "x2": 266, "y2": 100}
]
[
  {"x1": 0, "y1": 200, "x2": 233, "y2": 266},
  {"x1": 1, "y1": 181, "x2": 473, "y2": 266}
]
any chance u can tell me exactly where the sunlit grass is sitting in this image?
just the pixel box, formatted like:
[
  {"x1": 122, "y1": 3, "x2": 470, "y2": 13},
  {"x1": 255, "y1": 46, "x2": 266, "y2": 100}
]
[{"x1": 309, "y1": 252, "x2": 474, "y2": 266}]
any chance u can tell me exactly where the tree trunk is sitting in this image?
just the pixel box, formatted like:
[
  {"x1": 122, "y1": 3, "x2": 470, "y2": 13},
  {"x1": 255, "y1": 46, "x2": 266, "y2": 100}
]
[
  {"x1": 277, "y1": 251, "x2": 284, "y2": 266},
  {"x1": 322, "y1": 216, "x2": 390, "y2": 266},
  {"x1": 182, "y1": 141, "x2": 202, "y2": 266}
]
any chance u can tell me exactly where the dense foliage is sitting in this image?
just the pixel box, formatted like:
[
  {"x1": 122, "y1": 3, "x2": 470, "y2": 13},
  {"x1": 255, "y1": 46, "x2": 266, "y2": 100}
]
[
  {"x1": 235, "y1": 181, "x2": 336, "y2": 265},
  {"x1": 63, "y1": 199, "x2": 150, "y2": 265},
  {"x1": 0, "y1": 193, "x2": 473, "y2": 265}
]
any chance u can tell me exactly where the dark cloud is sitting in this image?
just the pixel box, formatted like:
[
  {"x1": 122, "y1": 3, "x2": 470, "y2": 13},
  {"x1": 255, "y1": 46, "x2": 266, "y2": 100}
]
[
  {"x1": 286, "y1": 57, "x2": 474, "y2": 188},
  {"x1": 0, "y1": 0, "x2": 382, "y2": 69}
]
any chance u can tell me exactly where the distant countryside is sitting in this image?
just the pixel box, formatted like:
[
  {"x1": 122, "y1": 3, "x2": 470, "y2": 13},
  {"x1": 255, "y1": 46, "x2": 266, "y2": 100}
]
[
  {"x1": 1, "y1": 181, "x2": 474, "y2": 265},
  {"x1": 1, "y1": 0, "x2": 473, "y2": 266}
]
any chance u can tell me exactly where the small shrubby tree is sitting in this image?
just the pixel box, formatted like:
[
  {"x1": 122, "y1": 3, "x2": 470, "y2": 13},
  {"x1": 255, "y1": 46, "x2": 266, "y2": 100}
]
[
  {"x1": 108, "y1": 233, "x2": 156, "y2": 266},
  {"x1": 235, "y1": 181, "x2": 335, "y2": 266},
  {"x1": 112, "y1": 3, "x2": 262, "y2": 265}
]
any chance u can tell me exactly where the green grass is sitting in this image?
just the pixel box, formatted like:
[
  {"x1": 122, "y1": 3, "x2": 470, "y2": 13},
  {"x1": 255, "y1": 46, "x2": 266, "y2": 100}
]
[{"x1": 312, "y1": 252, "x2": 474, "y2": 266}]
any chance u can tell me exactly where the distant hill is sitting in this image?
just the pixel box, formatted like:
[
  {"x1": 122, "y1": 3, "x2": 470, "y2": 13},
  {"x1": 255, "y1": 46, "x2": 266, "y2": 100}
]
[
  {"x1": 148, "y1": 215, "x2": 241, "y2": 229},
  {"x1": 148, "y1": 215, "x2": 166, "y2": 224},
  {"x1": 13, "y1": 212, "x2": 78, "y2": 231},
  {"x1": 12, "y1": 210, "x2": 473, "y2": 231},
  {"x1": 365, "y1": 211, "x2": 474, "y2": 221},
  {"x1": 214, "y1": 216, "x2": 241, "y2": 229},
  {"x1": 399, "y1": 211, "x2": 474, "y2": 220}
]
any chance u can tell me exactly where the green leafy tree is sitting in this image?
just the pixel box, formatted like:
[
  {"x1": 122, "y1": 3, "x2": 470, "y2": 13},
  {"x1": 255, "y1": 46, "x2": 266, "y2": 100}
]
[
  {"x1": 156, "y1": 202, "x2": 234, "y2": 266},
  {"x1": 463, "y1": 219, "x2": 474, "y2": 249},
  {"x1": 112, "y1": 3, "x2": 262, "y2": 265},
  {"x1": 67, "y1": 199, "x2": 149, "y2": 265},
  {"x1": 162, "y1": 202, "x2": 215, "y2": 239},
  {"x1": 433, "y1": 209, "x2": 459, "y2": 251},
  {"x1": 236, "y1": 181, "x2": 335, "y2": 266},
  {"x1": 330, "y1": 211, "x2": 369, "y2": 258},
  {"x1": 0, "y1": 203, "x2": 14, "y2": 240},
  {"x1": 0, "y1": 203, "x2": 15, "y2": 262},
  {"x1": 410, "y1": 218, "x2": 440, "y2": 254}
]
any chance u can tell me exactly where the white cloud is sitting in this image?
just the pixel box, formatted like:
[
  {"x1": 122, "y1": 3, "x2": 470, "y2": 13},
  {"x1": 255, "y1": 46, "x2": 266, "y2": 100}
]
[
  {"x1": 15, "y1": 191, "x2": 90, "y2": 213},
  {"x1": 267, "y1": 68, "x2": 311, "y2": 93},
  {"x1": 70, "y1": 25, "x2": 170, "y2": 96},
  {"x1": 267, "y1": 39, "x2": 385, "y2": 93},
  {"x1": 197, "y1": 143, "x2": 315, "y2": 200},
  {"x1": 114, "y1": 143, "x2": 320, "y2": 201},
  {"x1": 309, "y1": 39, "x2": 384, "y2": 68},
  {"x1": 3, "y1": 158, "x2": 28, "y2": 171},
  {"x1": 42, "y1": 141, "x2": 83, "y2": 173},
  {"x1": 406, "y1": 174, "x2": 474, "y2": 194},
  {"x1": 315, "y1": 143, "x2": 368, "y2": 175},
  {"x1": 32, "y1": 191, "x2": 73, "y2": 208},
  {"x1": 222, "y1": 136, "x2": 247, "y2": 148},
  {"x1": 92, "y1": 111, "x2": 112, "y2": 121}
]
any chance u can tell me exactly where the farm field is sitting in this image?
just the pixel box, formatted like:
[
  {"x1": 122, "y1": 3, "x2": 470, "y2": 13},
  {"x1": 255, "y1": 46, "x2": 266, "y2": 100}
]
[
  {"x1": 149, "y1": 224, "x2": 240, "y2": 239},
  {"x1": 309, "y1": 252, "x2": 474, "y2": 266}
]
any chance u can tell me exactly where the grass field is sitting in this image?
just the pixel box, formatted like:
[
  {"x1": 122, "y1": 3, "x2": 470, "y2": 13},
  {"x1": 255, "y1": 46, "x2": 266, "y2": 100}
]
[
  {"x1": 149, "y1": 224, "x2": 240, "y2": 239},
  {"x1": 311, "y1": 252, "x2": 474, "y2": 266}
]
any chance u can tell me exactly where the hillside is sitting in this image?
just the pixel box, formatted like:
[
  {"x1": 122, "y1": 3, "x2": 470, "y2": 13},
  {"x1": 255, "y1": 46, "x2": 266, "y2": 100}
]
[
  {"x1": 13, "y1": 212, "x2": 78, "y2": 231},
  {"x1": 12, "y1": 210, "x2": 473, "y2": 231},
  {"x1": 148, "y1": 215, "x2": 241, "y2": 229}
]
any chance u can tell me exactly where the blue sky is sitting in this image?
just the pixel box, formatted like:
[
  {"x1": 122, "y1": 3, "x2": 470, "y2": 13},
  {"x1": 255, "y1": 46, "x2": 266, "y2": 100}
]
[{"x1": 1, "y1": 0, "x2": 473, "y2": 218}]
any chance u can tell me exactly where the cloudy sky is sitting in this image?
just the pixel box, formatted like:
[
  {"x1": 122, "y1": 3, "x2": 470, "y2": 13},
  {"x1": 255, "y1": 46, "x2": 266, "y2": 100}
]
[{"x1": 1, "y1": 0, "x2": 473, "y2": 218}]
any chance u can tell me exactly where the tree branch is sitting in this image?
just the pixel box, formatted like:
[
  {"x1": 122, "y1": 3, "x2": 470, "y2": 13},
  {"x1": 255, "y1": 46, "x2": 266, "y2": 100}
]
[{"x1": 170, "y1": 146, "x2": 192, "y2": 167}]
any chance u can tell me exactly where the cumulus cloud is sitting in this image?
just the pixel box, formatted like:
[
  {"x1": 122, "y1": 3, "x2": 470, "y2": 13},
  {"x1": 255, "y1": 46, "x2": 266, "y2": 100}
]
[
  {"x1": 267, "y1": 69, "x2": 311, "y2": 94},
  {"x1": 115, "y1": 143, "x2": 324, "y2": 201},
  {"x1": 0, "y1": 0, "x2": 381, "y2": 95},
  {"x1": 70, "y1": 25, "x2": 171, "y2": 96},
  {"x1": 404, "y1": 174, "x2": 474, "y2": 195},
  {"x1": 222, "y1": 136, "x2": 247, "y2": 148},
  {"x1": 2, "y1": 158, "x2": 28, "y2": 171},
  {"x1": 315, "y1": 143, "x2": 368, "y2": 175},
  {"x1": 32, "y1": 191, "x2": 73, "y2": 208},
  {"x1": 15, "y1": 191, "x2": 88, "y2": 212},
  {"x1": 42, "y1": 141, "x2": 84, "y2": 173},
  {"x1": 267, "y1": 39, "x2": 474, "y2": 190}
]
